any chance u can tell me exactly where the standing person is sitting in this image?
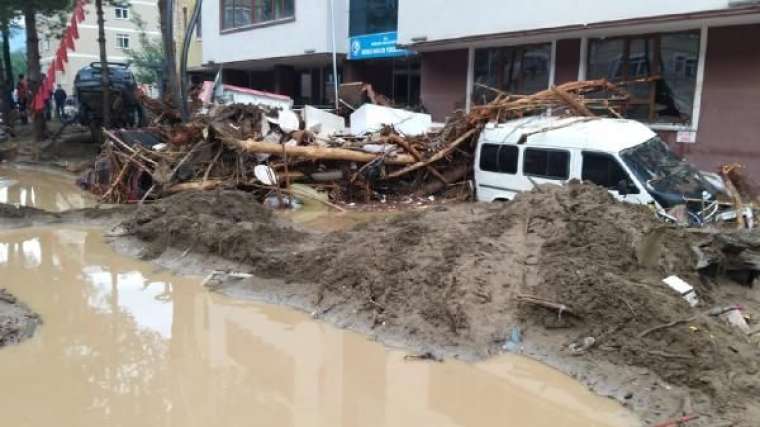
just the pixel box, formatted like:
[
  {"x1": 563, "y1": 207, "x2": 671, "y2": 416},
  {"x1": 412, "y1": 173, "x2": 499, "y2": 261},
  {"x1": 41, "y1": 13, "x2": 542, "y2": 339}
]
[
  {"x1": 54, "y1": 84, "x2": 67, "y2": 120},
  {"x1": 15, "y1": 74, "x2": 28, "y2": 125}
]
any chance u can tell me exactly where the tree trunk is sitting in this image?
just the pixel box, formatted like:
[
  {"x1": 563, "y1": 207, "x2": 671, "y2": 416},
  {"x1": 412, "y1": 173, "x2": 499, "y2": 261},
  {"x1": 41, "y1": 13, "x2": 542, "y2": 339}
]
[
  {"x1": 158, "y1": 0, "x2": 180, "y2": 109},
  {"x1": 95, "y1": 0, "x2": 110, "y2": 131},
  {"x1": 24, "y1": 7, "x2": 47, "y2": 141},
  {"x1": 0, "y1": 50, "x2": 7, "y2": 130},
  {"x1": 1, "y1": 20, "x2": 12, "y2": 93}
]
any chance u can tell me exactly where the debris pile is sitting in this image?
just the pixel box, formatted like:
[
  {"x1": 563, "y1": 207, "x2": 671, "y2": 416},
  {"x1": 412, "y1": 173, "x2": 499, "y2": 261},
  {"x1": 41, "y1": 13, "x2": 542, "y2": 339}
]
[{"x1": 80, "y1": 79, "x2": 628, "y2": 204}]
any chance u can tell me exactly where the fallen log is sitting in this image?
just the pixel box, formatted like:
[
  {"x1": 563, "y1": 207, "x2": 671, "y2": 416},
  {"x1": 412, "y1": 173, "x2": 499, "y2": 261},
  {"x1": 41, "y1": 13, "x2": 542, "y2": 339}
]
[
  {"x1": 415, "y1": 164, "x2": 470, "y2": 196},
  {"x1": 224, "y1": 138, "x2": 416, "y2": 165},
  {"x1": 550, "y1": 86, "x2": 595, "y2": 117},
  {"x1": 385, "y1": 127, "x2": 480, "y2": 179},
  {"x1": 167, "y1": 179, "x2": 225, "y2": 194},
  {"x1": 516, "y1": 294, "x2": 581, "y2": 319}
]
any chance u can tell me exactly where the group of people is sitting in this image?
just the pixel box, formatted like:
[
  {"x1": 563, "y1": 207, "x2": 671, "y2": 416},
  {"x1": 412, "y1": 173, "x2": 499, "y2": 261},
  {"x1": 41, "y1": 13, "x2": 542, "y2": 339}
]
[{"x1": 10, "y1": 74, "x2": 69, "y2": 124}]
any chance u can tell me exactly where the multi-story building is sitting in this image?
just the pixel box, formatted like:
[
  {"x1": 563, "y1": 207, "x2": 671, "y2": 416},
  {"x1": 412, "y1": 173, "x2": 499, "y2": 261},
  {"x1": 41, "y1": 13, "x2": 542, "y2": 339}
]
[
  {"x1": 40, "y1": 0, "x2": 162, "y2": 96},
  {"x1": 200, "y1": 0, "x2": 348, "y2": 106},
  {"x1": 173, "y1": 0, "x2": 206, "y2": 80},
  {"x1": 199, "y1": 1, "x2": 760, "y2": 177},
  {"x1": 396, "y1": 0, "x2": 760, "y2": 178}
]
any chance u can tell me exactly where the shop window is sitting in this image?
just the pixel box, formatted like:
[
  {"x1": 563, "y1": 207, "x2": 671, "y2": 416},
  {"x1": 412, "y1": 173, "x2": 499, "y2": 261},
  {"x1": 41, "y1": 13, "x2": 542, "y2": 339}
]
[
  {"x1": 472, "y1": 43, "x2": 551, "y2": 104},
  {"x1": 587, "y1": 31, "x2": 700, "y2": 125},
  {"x1": 480, "y1": 144, "x2": 519, "y2": 174},
  {"x1": 222, "y1": 0, "x2": 294, "y2": 31},
  {"x1": 582, "y1": 152, "x2": 638, "y2": 192},
  {"x1": 349, "y1": 0, "x2": 398, "y2": 37},
  {"x1": 523, "y1": 148, "x2": 569, "y2": 180}
]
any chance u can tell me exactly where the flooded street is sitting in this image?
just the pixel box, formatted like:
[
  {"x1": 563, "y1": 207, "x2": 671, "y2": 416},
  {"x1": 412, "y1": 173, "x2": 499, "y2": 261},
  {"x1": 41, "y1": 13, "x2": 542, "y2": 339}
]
[
  {"x1": 0, "y1": 226, "x2": 638, "y2": 426},
  {"x1": 0, "y1": 164, "x2": 95, "y2": 212}
]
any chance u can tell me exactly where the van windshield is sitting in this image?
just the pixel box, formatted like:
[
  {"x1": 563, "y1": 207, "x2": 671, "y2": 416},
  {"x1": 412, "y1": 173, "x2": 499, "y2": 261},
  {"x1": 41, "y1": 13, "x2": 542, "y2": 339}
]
[{"x1": 620, "y1": 137, "x2": 720, "y2": 205}]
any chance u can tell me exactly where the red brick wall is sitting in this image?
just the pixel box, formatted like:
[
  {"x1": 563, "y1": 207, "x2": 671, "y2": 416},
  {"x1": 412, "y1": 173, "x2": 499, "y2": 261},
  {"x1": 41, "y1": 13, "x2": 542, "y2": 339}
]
[
  {"x1": 420, "y1": 49, "x2": 468, "y2": 121},
  {"x1": 692, "y1": 24, "x2": 760, "y2": 180},
  {"x1": 554, "y1": 39, "x2": 581, "y2": 85}
]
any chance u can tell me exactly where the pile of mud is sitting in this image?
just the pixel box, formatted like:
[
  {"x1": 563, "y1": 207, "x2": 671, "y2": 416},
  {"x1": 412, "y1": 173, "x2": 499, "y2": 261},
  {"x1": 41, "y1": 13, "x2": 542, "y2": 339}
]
[
  {"x1": 0, "y1": 289, "x2": 41, "y2": 348},
  {"x1": 127, "y1": 190, "x2": 306, "y2": 271},
  {"x1": 123, "y1": 184, "x2": 760, "y2": 424}
]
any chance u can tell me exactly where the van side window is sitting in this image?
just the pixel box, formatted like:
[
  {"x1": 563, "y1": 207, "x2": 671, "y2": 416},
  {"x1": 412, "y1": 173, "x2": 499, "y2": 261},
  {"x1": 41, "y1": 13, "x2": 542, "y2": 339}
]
[
  {"x1": 582, "y1": 151, "x2": 639, "y2": 193},
  {"x1": 523, "y1": 148, "x2": 569, "y2": 180},
  {"x1": 479, "y1": 144, "x2": 518, "y2": 174}
]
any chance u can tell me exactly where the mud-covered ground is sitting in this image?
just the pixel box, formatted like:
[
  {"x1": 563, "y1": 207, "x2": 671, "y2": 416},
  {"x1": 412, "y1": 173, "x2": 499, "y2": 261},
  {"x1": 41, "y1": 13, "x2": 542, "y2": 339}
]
[
  {"x1": 0, "y1": 289, "x2": 41, "y2": 348},
  {"x1": 115, "y1": 184, "x2": 760, "y2": 426},
  {"x1": 3, "y1": 182, "x2": 760, "y2": 425}
]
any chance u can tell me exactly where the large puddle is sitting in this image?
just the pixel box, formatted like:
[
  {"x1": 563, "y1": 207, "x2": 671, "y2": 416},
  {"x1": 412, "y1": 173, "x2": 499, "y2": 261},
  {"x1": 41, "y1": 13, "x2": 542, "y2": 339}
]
[
  {"x1": 0, "y1": 167, "x2": 638, "y2": 426},
  {"x1": 0, "y1": 227, "x2": 637, "y2": 426},
  {"x1": 0, "y1": 164, "x2": 95, "y2": 212}
]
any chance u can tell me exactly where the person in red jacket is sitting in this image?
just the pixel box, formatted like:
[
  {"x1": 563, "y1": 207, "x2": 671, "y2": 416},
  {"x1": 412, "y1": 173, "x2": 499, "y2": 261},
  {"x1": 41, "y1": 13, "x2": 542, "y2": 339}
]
[{"x1": 15, "y1": 74, "x2": 29, "y2": 125}]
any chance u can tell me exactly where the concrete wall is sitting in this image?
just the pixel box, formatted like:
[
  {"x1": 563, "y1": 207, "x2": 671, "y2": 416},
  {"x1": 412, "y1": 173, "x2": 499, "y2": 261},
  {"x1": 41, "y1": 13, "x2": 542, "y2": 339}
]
[
  {"x1": 691, "y1": 24, "x2": 760, "y2": 179},
  {"x1": 420, "y1": 49, "x2": 468, "y2": 121},
  {"x1": 398, "y1": 0, "x2": 734, "y2": 45},
  {"x1": 173, "y1": 0, "x2": 204, "y2": 72},
  {"x1": 201, "y1": 0, "x2": 348, "y2": 65}
]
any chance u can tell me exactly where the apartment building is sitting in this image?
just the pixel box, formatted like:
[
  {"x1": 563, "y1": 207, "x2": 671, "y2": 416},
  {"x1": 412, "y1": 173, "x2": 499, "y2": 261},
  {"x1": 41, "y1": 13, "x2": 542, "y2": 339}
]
[
  {"x1": 200, "y1": 0, "x2": 348, "y2": 106},
  {"x1": 173, "y1": 0, "x2": 206, "y2": 79},
  {"x1": 396, "y1": 0, "x2": 760, "y2": 178},
  {"x1": 39, "y1": 0, "x2": 162, "y2": 95}
]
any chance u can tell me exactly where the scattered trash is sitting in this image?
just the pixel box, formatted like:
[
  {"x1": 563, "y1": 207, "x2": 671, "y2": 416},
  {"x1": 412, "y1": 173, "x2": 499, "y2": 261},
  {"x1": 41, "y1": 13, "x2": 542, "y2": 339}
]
[
  {"x1": 403, "y1": 352, "x2": 443, "y2": 362},
  {"x1": 662, "y1": 276, "x2": 699, "y2": 307},
  {"x1": 721, "y1": 308, "x2": 751, "y2": 334},
  {"x1": 502, "y1": 326, "x2": 522, "y2": 352},
  {"x1": 568, "y1": 337, "x2": 596, "y2": 355}
]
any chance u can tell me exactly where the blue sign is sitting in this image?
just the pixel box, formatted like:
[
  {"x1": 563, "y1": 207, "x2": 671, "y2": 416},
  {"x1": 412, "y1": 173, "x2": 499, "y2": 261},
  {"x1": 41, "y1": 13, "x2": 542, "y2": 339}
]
[{"x1": 348, "y1": 31, "x2": 412, "y2": 60}]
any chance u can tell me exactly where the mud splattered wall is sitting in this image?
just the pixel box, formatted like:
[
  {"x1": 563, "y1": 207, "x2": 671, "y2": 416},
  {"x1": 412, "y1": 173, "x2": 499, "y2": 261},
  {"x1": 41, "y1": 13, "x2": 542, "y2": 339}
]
[{"x1": 693, "y1": 24, "x2": 760, "y2": 180}]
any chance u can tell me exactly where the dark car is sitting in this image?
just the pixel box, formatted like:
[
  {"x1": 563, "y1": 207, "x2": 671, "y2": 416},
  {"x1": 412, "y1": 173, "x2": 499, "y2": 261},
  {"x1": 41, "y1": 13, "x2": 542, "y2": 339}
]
[{"x1": 74, "y1": 62, "x2": 145, "y2": 139}]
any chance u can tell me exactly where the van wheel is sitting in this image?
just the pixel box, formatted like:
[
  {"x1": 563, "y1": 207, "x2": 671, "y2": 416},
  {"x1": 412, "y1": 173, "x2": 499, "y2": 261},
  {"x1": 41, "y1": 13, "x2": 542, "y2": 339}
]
[{"x1": 494, "y1": 198, "x2": 510, "y2": 203}]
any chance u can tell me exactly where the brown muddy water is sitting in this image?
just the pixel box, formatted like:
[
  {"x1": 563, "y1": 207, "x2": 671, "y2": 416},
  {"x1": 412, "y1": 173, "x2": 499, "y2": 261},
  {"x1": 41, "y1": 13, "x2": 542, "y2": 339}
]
[
  {"x1": 0, "y1": 168, "x2": 638, "y2": 427},
  {"x1": 0, "y1": 164, "x2": 95, "y2": 212}
]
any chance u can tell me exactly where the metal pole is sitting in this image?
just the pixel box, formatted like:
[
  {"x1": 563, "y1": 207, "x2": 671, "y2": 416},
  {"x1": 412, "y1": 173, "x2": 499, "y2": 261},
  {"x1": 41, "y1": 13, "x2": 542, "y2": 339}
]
[{"x1": 329, "y1": 0, "x2": 340, "y2": 111}]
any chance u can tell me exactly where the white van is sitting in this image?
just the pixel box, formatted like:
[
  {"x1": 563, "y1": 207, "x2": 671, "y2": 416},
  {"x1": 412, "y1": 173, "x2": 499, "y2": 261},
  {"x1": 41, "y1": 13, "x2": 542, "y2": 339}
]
[{"x1": 474, "y1": 116, "x2": 726, "y2": 212}]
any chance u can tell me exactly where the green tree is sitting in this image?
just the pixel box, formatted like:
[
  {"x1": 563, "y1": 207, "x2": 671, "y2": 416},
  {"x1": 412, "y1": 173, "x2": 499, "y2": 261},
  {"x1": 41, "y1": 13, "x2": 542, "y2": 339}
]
[{"x1": 125, "y1": 11, "x2": 164, "y2": 87}]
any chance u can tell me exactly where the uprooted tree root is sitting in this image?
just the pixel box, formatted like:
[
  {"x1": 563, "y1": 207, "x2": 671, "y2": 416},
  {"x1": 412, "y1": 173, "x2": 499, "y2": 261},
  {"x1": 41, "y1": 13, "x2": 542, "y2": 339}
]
[{"x1": 122, "y1": 183, "x2": 760, "y2": 425}]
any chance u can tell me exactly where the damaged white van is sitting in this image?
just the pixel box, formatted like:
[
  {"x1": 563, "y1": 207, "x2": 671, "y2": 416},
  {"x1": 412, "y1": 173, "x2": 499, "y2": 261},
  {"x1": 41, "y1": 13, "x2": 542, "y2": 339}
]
[{"x1": 474, "y1": 116, "x2": 731, "y2": 222}]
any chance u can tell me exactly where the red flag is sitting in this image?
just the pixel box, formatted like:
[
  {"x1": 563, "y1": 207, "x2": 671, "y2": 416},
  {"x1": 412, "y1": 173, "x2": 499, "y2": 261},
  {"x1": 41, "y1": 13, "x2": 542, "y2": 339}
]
[
  {"x1": 75, "y1": 3, "x2": 86, "y2": 22},
  {"x1": 55, "y1": 54, "x2": 65, "y2": 72},
  {"x1": 59, "y1": 45, "x2": 68, "y2": 63},
  {"x1": 70, "y1": 15, "x2": 79, "y2": 39},
  {"x1": 64, "y1": 29, "x2": 75, "y2": 50}
]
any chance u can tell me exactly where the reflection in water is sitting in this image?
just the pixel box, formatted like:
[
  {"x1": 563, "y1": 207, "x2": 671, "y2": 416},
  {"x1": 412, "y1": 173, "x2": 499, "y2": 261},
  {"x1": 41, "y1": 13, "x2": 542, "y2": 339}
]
[
  {"x1": 0, "y1": 227, "x2": 638, "y2": 427},
  {"x1": 0, "y1": 165, "x2": 95, "y2": 211}
]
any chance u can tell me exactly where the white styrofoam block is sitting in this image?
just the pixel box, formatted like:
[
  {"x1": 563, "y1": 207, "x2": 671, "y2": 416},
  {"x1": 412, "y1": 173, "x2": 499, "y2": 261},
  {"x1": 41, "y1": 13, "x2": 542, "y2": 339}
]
[
  {"x1": 304, "y1": 105, "x2": 346, "y2": 136},
  {"x1": 663, "y1": 275, "x2": 699, "y2": 307},
  {"x1": 350, "y1": 104, "x2": 432, "y2": 137}
]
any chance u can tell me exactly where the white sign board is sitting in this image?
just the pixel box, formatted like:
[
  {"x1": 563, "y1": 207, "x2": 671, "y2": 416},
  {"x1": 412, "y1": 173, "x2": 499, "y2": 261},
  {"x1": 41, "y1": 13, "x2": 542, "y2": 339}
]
[{"x1": 676, "y1": 131, "x2": 697, "y2": 144}]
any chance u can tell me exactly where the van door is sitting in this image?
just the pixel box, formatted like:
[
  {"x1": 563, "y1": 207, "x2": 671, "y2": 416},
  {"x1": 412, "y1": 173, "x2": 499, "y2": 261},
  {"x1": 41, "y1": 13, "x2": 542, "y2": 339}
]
[
  {"x1": 522, "y1": 147, "x2": 572, "y2": 187},
  {"x1": 580, "y1": 151, "x2": 649, "y2": 204},
  {"x1": 475, "y1": 143, "x2": 522, "y2": 201}
]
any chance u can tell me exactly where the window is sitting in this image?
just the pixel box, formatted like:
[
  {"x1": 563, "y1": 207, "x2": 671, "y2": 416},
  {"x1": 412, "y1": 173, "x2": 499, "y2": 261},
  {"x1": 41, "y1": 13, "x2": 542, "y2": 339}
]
[
  {"x1": 587, "y1": 31, "x2": 700, "y2": 125},
  {"x1": 349, "y1": 0, "x2": 398, "y2": 37},
  {"x1": 479, "y1": 144, "x2": 518, "y2": 174},
  {"x1": 523, "y1": 148, "x2": 569, "y2": 180},
  {"x1": 582, "y1": 152, "x2": 638, "y2": 192},
  {"x1": 115, "y1": 6, "x2": 129, "y2": 20},
  {"x1": 473, "y1": 43, "x2": 551, "y2": 104},
  {"x1": 221, "y1": 0, "x2": 295, "y2": 31},
  {"x1": 116, "y1": 33, "x2": 130, "y2": 49}
]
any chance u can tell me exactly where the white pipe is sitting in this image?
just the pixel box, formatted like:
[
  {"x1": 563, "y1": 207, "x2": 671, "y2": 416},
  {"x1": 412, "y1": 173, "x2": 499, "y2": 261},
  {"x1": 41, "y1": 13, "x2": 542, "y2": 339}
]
[{"x1": 329, "y1": 0, "x2": 339, "y2": 111}]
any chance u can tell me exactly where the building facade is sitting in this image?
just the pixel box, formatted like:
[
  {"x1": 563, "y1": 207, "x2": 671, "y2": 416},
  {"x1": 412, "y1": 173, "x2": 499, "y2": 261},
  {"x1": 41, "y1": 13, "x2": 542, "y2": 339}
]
[
  {"x1": 39, "y1": 0, "x2": 162, "y2": 96},
  {"x1": 396, "y1": 0, "x2": 760, "y2": 179},
  {"x1": 200, "y1": 0, "x2": 348, "y2": 106}
]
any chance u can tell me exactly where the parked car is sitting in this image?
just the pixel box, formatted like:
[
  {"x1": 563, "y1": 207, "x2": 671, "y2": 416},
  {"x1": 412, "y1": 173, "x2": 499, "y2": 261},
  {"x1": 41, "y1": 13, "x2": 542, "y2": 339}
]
[
  {"x1": 74, "y1": 62, "x2": 144, "y2": 140},
  {"x1": 474, "y1": 116, "x2": 731, "y2": 223}
]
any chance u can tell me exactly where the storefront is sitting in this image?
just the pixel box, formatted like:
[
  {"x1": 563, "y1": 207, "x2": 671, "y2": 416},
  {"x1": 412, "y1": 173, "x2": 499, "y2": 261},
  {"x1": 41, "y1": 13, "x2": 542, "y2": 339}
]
[{"x1": 344, "y1": 0, "x2": 420, "y2": 108}]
